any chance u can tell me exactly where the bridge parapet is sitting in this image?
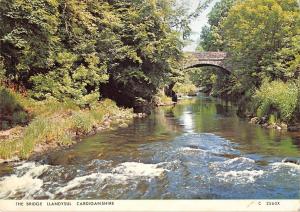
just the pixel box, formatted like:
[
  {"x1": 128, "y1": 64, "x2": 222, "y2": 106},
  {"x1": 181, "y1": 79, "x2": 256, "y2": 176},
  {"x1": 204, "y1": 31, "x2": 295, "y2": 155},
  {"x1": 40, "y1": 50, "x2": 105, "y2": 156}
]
[
  {"x1": 183, "y1": 51, "x2": 230, "y2": 73},
  {"x1": 192, "y1": 52, "x2": 228, "y2": 60}
]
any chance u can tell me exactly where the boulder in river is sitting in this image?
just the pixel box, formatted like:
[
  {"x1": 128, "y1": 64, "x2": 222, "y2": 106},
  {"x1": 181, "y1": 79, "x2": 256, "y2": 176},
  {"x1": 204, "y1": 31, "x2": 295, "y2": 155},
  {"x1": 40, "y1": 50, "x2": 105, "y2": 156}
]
[{"x1": 282, "y1": 158, "x2": 300, "y2": 165}]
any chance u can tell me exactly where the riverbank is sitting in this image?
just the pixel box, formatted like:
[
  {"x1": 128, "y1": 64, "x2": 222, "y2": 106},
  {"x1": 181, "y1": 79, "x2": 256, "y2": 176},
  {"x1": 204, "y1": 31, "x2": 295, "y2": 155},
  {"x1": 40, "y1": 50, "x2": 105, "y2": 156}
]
[
  {"x1": 248, "y1": 116, "x2": 300, "y2": 131},
  {"x1": 0, "y1": 88, "x2": 139, "y2": 162},
  {"x1": 198, "y1": 88, "x2": 300, "y2": 132}
]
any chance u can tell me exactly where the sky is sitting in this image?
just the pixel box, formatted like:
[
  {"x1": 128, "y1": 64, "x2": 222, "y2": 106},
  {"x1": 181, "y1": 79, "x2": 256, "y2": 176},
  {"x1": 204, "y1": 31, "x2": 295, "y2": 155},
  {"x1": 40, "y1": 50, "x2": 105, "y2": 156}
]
[{"x1": 182, "y1": 0, "x2": 220, "y2": 52}]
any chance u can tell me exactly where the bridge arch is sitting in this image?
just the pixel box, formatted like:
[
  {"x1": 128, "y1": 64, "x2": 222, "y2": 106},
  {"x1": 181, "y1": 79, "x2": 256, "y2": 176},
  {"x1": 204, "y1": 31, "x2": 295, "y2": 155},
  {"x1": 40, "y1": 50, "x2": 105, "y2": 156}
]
[
  {"x1": 185, "y1": 63, "x2": 230, "y2": 74},
  {"x1": 183, "y1": 51, "x2": 230, "y2": 74}
]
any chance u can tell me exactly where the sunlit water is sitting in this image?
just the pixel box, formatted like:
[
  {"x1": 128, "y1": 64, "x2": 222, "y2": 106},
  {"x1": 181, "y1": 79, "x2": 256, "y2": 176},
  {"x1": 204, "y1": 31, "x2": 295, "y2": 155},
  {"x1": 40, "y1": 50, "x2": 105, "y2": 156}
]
[{"x1": 0, "y1": 94, "x2": 299, "y2": 199}]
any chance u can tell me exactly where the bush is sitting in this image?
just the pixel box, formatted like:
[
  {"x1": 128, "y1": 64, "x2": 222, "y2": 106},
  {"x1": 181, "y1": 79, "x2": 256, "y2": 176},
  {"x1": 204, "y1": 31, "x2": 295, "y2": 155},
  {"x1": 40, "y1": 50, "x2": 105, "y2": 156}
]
[
  {"x1": 70, "y1": 111, "x2": 95, "y2": 134},
  {"x1": 153, "y1": 90, "x2": 173, "y2": 105},
  {"x1": 173, "y1": 83, "x2": 198, "y2": 96},
  {"x1": 254, "y1": 80, "x2": 299, "y2": 121},
  {"x1": 0, "y1": 87, "x2": 29, "y2": 129}
]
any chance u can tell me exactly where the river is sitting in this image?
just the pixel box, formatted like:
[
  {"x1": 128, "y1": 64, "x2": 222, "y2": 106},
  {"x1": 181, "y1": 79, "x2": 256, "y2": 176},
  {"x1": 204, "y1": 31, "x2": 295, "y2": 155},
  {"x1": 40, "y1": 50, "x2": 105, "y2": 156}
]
[{"x1": 0, "y1": 94, "x2": 299, "y2": 199}]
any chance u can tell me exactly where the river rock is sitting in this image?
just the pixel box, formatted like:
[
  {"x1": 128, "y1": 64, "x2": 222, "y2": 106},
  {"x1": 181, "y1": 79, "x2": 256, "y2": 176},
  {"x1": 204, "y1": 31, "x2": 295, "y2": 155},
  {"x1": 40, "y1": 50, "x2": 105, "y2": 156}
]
[
  {"x1": 282, "y1": 158, "x2": 300, "y2": 165},
  {"x1": 96, "y1": 126, "x2": 105, "y2": 132},
  {"x1": 87, "y1": 130, "x2": 95, "y2": 136},
  {"x1": 280, "y1": 123, "x2": 288, "y2": 129},
  {"x1": 249, "y1": 117, "x2": 259, "y2": 124},
  {"x1": 262, "y1": 123, "x2": 269, "y2": 128},
  {"x1": 0, "y1": 156, "x2": 19, "y2": 164},
  {"x1": 259, "y1": 116, "x2": 267, "y2": 124},
  {"x1": 0, "y1": 130, "x2": 10, "y2": 140},
  {"x1": 103, "y1": 120, "x2": 111, "y2": 127},
  {"x1": 119, "y1": 123, "x2": 129, "y2": 128}
]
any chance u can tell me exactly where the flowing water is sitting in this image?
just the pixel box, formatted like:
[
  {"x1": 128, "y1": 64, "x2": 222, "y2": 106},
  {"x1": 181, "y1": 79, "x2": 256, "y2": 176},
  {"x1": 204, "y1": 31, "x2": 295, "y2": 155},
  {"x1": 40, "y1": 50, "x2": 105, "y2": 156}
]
[{"x1": 0, "y1": 94, "x2": 299, "y2": 199}]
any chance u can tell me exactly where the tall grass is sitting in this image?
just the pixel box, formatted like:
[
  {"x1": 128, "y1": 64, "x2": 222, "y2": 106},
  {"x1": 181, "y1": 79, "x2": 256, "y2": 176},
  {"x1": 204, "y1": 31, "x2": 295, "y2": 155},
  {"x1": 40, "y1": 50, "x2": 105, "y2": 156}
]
[
  {"x1": 0, "y1": 96, "x2": 133, "y2": 159},
  {"x1": 70, "y1": 111, "x2": 95, "y2": 134},
  {"x1": 0, "y1": 140, "x2": 19, "y2": 159},
  {"x1": 254, "y1": 80, "x2": 299, "y2": 122}
]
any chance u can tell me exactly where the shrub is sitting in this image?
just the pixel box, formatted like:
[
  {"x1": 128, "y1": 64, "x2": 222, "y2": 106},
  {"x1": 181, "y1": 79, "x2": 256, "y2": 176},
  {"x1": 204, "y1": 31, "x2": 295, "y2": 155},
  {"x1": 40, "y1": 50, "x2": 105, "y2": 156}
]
[
  {"x1": 254, "y1": 80, "x2": 299, "y2": 121},
  {"x1": 153, "y1": 90, "x2": 173, "y2": 105},
  {"x1": 173, "y1": 83, "x2": 198, "y2": 96},
  {"x1": 70, "y1": 111, "x2": 95, "y2": 134},
  {"x1": 0, "y1": 87, "x2": 29, "y2": 129}
]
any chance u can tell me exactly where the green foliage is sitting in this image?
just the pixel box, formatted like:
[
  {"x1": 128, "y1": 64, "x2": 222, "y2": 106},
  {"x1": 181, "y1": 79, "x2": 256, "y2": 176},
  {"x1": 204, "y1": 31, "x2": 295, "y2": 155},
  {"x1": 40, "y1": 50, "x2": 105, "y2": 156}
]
[
  {"x1": 198, "y1": 25, "x2": 216, "y2": 51},
  {"x1": 103, "y1": 0, "x2": 185, "y2": 105},
  {"x1": 0, "y1": 57, "x2": 5, "y2": 84},
  {"x1": 172, "y1": 70, "x2": 198, "y2": 96},
  {"x1": 0, "y1": 0, "x2": 185, "y2": 107},
  {"x1": 24, "y1": 117, "x2": 71, "y2": 144},
  {"x1": 173, "y1": 83, "x2": 198, "y2": 96},
  {"x1": 0, "y1": 97, "x2": 133, "y2": 159},
  {"x1": 198, "y1": 0, "x2": 237, "y2": 51},
  {"x1": 0, "y1": 88, "x2": 23, "y2": 114},
  {"x1": 268, "y1": 114, "x2": 277, "y2": 125},
  {"x1": 160, "y1": 95, "x2": 173, "y2": 104},
  {"x1": 222, "y1": 0, "x2": 300, "y2": 79},
  {"x1": 189, "y1": 67, "x2": 213, "y2": 87},
  {"x1": 189, "y1": 67, "x2": 236, "y2": 98},
  {"x1": 0, "y1": 140, "x2": 19, "y2": 159},
  {"x1": 196, "y1": 0, "x2": 300, "y2": 124},
  {"x1": 0, "y1": 87, "x2": 29, "y2": 129},
  {"x1": 70, "y1": 111, "x2": 95, "y2": 134},
  {"x1": 0, "y1": 0, "x2": 60, "y2": 82},
  {"x1": 207, "y1": 0, "x2": 237, "y2": 27},
  {"x1": 254, "y1": 80, "x2": 299, "y2": 121}
]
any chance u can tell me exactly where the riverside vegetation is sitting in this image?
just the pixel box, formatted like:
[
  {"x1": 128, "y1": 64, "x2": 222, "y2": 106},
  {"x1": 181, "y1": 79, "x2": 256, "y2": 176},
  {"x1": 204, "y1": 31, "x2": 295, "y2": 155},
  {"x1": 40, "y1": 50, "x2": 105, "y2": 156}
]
[
  {"x1": 0, "y1": 0, "x2": 210, "y2": 160},
  {"x1": 0, "y1": 86, "x2": 135, "y2": 160},
  {"x1": 192, "y1": 0, "x2": 300, "y2": 130}
]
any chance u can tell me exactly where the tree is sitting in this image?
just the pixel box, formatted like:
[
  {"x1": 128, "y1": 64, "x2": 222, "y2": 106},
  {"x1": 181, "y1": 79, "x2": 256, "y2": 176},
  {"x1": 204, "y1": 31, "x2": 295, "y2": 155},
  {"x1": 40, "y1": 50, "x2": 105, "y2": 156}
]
[
  {"x1": 222, "y1": 0, "x2": 300, "y2": 82},
  {"x1": 0, "y1": 0, "x2": 186, "y2": 108},
  {"x1": 198, "y1": 0, "x2": 237, "y2": 51},
  {"x1": 196, "y1": 0, "x2": 300, "y2": 123},
  {"x1": 0, "y1": 0, "x2": 60, "y2": 84}
]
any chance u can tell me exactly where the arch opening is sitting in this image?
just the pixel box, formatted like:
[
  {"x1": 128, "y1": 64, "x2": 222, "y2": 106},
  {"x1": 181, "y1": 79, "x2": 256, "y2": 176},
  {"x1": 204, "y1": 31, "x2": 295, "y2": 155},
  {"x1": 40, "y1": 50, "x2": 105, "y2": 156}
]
[{"x1": 184, "y1": 64, "x2": 230, "y2": 75}]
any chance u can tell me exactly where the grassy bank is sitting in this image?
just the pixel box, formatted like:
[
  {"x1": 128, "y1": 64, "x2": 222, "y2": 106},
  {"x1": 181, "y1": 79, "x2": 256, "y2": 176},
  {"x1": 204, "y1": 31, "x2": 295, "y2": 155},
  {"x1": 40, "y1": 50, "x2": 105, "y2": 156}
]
[
  {"x1": 0, "y1": 87, "x2": 135, "y2": 160},
  {"x1": 194, "y1": 79, "x2": 300, "y2": 131},
  {"x1": 247, "y1": 80, "x2": 300, "y2": 130}
]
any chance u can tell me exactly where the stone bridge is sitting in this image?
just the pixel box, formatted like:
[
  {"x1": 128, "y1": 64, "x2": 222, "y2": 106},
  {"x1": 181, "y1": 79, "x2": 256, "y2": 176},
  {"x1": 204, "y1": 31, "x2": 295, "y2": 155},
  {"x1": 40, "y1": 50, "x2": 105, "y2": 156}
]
[{"x1": 183, "y1": 51, "x2": 230, "y2": 73}]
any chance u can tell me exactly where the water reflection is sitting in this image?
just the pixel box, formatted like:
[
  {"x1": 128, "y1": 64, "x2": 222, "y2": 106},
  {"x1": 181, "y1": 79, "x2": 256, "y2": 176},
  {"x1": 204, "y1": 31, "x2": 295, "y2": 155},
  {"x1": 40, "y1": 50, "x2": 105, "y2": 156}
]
[
  {"x1": 1, "y1": 93, "x2": 299, "y2": 199},
  {"x1": 169, "y1": 95, "x2": 300, "y2": 158},
  {"x1": 180, "y1": 108, "x2": 194, "y2": 133}
]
